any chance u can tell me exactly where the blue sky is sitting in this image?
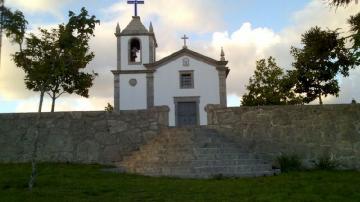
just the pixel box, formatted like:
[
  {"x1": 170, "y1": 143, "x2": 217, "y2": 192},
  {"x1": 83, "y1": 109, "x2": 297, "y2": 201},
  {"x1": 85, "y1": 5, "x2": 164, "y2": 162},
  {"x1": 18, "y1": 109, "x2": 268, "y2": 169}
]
[
  {"x1": 20, "y1": 0, "x2": 310, "y2": 30},
  {"x1": 222, "y1": 0, "x2": 310, "y2": 32},
  {"x1": 1, "y1": 0, "x2": 359, "y2": 112}
]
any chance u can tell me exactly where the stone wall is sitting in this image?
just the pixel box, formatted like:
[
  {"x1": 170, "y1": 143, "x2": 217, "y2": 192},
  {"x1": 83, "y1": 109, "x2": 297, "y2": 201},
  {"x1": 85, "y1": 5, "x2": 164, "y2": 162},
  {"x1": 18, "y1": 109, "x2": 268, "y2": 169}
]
[
  {"x1": 206, "y1": 104, "x2": 360, "y2": 169},
  {"x1": 2, "y1": 104, "x2": 360, "y2": 170},
  {"x1": 0, "y1": 106, "x2": 169, "y2": 164}
]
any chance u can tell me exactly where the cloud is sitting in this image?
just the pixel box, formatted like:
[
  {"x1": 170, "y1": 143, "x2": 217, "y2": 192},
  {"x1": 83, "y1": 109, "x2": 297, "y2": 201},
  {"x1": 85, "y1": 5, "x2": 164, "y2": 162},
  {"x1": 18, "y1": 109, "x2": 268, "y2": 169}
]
[
  {"x1": 1, "y1": 0, "x2": 360, "y2": 112},
  {"x1": 208, "y1": 0, "x2": 360, "y2": 105},
  {"x1": 6, "y1": 0, "x2": 71, "y2": 17},
  {"x1": 15, "y1": 96, "x2": 112, "y2": 112},
  {"x1": 1, "y1": 0, "x2": 225, "y2": 112},
  {"x1": 107, "y1": 0, "x2": 224, "y2": 34},
  {"x1": 0, "y1": 38, "x2": 34, "y2": 100},
  {"x1": 209, "y1": 23, "x2": 282, "y2": 99}
]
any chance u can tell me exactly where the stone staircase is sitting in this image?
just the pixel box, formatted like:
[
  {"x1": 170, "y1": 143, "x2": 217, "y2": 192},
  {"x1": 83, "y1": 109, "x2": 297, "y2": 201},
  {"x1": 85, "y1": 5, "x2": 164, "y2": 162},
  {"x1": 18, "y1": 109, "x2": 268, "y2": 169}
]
[{"x1": 116, "y1": 127, "x2": 278, "y2": 178}]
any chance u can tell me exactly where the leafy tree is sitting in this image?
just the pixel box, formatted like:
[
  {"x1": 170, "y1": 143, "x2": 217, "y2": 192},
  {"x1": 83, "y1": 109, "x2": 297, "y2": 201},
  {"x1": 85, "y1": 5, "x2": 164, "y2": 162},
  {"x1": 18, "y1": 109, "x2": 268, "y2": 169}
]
[
  {"x1": 13, "y1": 8, "x2": 99, "y2": 112},
  {"x1": 329, "y1": 0, "x2": 358, "y2": 7},
  {"x1": 1, "y1": 7, "x2": 49, "y2": 113},
  {"x1": 1, "y1": 7, "x2": 27, "y2": 50},
  {"x1": 0, "y1": 6, "x2": 39, "y2": 191},
  {"x1": 348, "y1": 12, "x2": 360, "y2": 65},
  {"x1": 1, "y1": 6, "x2": 99, "y2": 191},
  {"x1": 241, "y1": 57, "x2": 303, "y2": 106},
  {"x1": 291, "y1": 26, "x2": 355, "y2": 104},
  {"x1": 13, "y1": 29, "x2": 54, "y2": 112}
]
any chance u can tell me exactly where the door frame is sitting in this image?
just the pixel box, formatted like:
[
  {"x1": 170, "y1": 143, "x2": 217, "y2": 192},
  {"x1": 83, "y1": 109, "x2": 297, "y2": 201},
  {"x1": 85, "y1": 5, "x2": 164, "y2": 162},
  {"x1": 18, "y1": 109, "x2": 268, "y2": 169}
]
[{"x1": 174, "y1": 96, "x2": 200, "y2": 127}]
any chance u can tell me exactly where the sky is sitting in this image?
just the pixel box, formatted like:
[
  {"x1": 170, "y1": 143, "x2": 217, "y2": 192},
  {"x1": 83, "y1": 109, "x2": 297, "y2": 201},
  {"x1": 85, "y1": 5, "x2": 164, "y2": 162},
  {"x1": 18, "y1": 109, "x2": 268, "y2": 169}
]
[{"x1": 0, "y1": 0, "x2": 359, "y2": 113}]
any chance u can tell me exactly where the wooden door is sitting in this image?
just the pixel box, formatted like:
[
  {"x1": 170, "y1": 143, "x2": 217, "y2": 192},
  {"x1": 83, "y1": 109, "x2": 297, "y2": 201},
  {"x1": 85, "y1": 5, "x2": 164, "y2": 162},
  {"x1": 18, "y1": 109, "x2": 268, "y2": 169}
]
[{"x1": 177, "y1": 102, "x2": 197, "y2": 127}]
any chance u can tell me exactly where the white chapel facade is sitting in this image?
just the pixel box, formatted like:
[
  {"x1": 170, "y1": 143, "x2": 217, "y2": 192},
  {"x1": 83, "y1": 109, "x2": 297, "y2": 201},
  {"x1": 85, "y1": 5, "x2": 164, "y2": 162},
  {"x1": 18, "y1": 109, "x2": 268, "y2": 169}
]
[{"x1": 111, "y1": 15, "x2": 230, "y2": 126}]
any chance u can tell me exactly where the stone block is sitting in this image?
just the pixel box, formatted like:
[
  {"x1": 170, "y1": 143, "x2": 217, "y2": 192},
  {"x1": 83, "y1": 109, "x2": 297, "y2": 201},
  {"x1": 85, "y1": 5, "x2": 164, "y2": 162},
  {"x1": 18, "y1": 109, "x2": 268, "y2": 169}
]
[{"x1": 76, "y1": 140, "x2": 101, "y2": 163}]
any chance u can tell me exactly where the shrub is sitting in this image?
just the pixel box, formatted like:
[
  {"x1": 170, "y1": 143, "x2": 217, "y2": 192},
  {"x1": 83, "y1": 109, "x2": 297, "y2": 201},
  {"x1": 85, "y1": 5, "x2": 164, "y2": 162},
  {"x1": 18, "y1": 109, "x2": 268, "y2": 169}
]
[
  {"x1": 313, "y1": 154, "x2": 339, "y2": 170},
  {"x1": 105, "y1": 103, "x2": 114, "y2": 112},
  {"x1": 276, "y1": 154, "x2": 302, "y2": 172}
]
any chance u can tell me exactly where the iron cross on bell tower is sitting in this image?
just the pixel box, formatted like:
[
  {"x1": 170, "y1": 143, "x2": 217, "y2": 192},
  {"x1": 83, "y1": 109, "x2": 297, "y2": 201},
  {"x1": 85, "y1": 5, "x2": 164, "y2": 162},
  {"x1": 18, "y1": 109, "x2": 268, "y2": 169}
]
[{"x1": 127, "y1": 0, "x2": 144, "y2": 16}]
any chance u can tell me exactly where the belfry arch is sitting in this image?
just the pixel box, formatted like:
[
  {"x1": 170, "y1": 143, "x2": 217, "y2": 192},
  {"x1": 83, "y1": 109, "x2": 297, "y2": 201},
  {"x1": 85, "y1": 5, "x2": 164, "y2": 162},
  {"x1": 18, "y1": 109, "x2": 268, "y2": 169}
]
[{"x1": 129, "y1": 38, "x2": 141, "y2": 63}]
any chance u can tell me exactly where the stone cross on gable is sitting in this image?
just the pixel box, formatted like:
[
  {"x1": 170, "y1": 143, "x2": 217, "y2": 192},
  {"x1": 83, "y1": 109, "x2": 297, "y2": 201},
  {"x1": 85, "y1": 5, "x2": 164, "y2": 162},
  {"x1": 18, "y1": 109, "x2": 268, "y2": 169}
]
[
  {"x1": 127, "y1": 0, "x2": 144, "y2": 17},
  {"x1": 181, "y1": 34, "x2": 189, "y2": 48}
]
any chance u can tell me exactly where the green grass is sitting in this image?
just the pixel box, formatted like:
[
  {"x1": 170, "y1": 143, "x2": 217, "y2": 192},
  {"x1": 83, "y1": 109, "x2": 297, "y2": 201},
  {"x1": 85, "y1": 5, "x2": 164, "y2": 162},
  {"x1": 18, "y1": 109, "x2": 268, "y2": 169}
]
[{"x1": 0, "y1": 163, "x2": 360, "y2": 202}]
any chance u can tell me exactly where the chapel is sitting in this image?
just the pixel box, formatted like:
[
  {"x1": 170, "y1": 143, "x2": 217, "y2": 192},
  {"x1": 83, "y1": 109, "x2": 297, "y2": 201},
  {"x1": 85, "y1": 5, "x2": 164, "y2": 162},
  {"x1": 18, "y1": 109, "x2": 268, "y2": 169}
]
[{"x1": 111, "y1": 2, "x2": 230, "y2": 126}]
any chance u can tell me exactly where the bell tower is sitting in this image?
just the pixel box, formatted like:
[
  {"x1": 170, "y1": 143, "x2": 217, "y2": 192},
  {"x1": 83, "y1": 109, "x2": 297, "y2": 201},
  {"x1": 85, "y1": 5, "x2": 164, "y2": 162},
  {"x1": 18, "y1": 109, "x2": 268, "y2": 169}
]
[
  {"x1": 114, "y1": 16, "x2": 157, "y2": 71},
  {"x1": 112, "y1": 0, "x2": 157, "y2": 111},
  {"x1": 112, "y1": 0, "x2": 158, "y2": 111}
]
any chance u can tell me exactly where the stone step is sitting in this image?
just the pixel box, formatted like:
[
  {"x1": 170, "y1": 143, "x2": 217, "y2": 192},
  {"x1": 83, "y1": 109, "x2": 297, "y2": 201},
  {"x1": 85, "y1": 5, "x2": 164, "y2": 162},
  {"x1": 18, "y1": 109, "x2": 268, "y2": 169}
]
[
  {"x1": 123, "y1": 166, "x2": 276, "y2": 178},
  {"x1": 194, "y1": 148, "x2": 248, "y2": 155},
  {"x1": 116, "y1": 127, "x2": 278, "y2": 178},
  {"x1": 123, "y1": 156, "x2": 194, "y2": 163},
  {"x1": 124, "y1": 151, "x2": 260, "y2": 162},
  {"x1": 194, "y1": 153, "x2": 263, "y2": 160},
  {"x1": 193, "y1": 167, "x2": 273, "y2": 175},
  {"x1": 137, "y1": 143, "x2": 243, "y2": 150},
  {"x1": 120, "y1": 158, "x2": 270, "y2": 167},
  {"x1": 191, "y1": 159, "x2": 270, "y2": 167}
]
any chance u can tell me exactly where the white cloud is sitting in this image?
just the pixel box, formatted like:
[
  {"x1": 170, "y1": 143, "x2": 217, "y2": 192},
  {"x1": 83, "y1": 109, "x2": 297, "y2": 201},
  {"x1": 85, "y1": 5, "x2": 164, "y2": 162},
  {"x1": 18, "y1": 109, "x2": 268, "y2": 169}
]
[
  {"x1": 1, "y1": 0, "x2": 360, "y2": 112},
  {"x1": 107, "y1": 0, "x2": 224, "y2": 34},
  {"x1": 6, "y1": 0, "x2": 71, "y2": 17},
  {"x1": 15, "y1": 96, "x2": 112, "y2": 113},
  {"x1": 208, "y1": 0, "x2": 360, "y2": 105},
  {"x1": 210, "y1": 23, "x2": 282, "y2": 101},
  {"x1": 0, "y1": 38, "x2": 34, "y2": 100}
]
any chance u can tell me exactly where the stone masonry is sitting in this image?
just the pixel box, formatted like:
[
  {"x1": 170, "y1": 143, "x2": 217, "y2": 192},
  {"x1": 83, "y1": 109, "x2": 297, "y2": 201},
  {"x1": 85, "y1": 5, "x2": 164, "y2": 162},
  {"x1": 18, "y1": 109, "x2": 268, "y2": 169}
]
[
  {"x1": 117, "y1": 127, "x2": 277, "y2": 178},
  {"x1": 206, "y1": 104, "x2": 360, "y2": 169},
  {"x1": 0, "y1": 106, "x2": 169, "y2": 164},
  {"x1": 0, "y1": 104, "x2": 360, "y2": 178}
]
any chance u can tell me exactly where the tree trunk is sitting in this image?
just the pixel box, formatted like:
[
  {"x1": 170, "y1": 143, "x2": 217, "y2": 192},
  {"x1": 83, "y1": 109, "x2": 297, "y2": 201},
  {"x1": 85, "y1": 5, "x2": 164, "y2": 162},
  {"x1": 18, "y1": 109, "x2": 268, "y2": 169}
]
[
  {"x1": 51, "y1": 92, "x2": 56, "y2": 112},
  {"x1": 319, "y1": 93, "x2": 323, "y2": 105},
  {"x1": 38, "y1": 91, "x2": 44, "y2": 113},
  {"x1": 28, "y1": 114, "x2": 40, "y2": 191}
]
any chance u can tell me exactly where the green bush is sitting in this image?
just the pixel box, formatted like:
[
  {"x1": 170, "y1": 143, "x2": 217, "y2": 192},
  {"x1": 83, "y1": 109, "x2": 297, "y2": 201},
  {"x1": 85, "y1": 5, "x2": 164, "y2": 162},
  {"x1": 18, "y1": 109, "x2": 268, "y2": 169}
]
[
  {"x1": 276, "y1": 154, "x2": 302, "y2": 172},
  {"x1": 313, "y1": 155, "x2": 339, "y2": 170},
  {"x1": 105, "y1": 103, "x2": 114, "y2": 112}
]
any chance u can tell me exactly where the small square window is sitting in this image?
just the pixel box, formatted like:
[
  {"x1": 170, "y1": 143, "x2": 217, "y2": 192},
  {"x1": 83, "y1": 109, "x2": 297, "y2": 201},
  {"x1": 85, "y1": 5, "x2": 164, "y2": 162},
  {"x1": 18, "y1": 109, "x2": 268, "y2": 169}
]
[{"x1": 180, "y1": 71, "x2": 194, "y2": 89}]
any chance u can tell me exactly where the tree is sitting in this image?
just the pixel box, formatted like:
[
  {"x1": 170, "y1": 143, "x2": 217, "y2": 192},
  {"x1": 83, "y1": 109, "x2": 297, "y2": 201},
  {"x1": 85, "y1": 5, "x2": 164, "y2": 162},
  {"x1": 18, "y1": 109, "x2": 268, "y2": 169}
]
[
  {"x1": 241, "y1": 57, "x2": 303, "y2": 106},
  {"x1": 0, "y1": 0, "x2": 5, "y2": 64},
  {"x1": 1, "y1": 6, "x2": 27, "y2": 50},
  {"x1": 348, "y1": 12, "x2": 360, "y2": 65},
  {"x1": 45, "y1": 8, "x2": 99, "y2": 112},
  {"x1": 13, "y1": 8, "x2": 99, "y2": 112},
  {"x1": 13, "y1": 29, "x2": 54, "y2": 112},
  {"x1": 329, "y1": 0, "x2": 358, "y2": 7},
  {"x1": 0, "y1": 7, "x2": 39, "y2": 191},
  {"x1": 291, "y1": 26, "x2": 355, "y2": 104}
]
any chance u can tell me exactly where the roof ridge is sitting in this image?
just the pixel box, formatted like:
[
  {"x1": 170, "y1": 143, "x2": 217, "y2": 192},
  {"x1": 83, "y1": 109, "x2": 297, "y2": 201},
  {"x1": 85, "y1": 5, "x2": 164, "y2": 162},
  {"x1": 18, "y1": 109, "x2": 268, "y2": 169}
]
[{"x1": 144, "y1": 48, "x2": 228, "y2": 69}]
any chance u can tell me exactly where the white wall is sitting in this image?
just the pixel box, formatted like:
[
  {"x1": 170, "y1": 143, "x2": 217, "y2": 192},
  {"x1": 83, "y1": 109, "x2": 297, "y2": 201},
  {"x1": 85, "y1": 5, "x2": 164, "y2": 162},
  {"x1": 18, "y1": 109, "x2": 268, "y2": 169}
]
[
  {"x1": 154, "y1": 56, "x2": 220, "y2": 126},
  {"x1": 119, "y1": 74, "x2": 147, "y2": 110},
  {"x1": 120, "y1": 36, "x2": 150, "y2": 70}
]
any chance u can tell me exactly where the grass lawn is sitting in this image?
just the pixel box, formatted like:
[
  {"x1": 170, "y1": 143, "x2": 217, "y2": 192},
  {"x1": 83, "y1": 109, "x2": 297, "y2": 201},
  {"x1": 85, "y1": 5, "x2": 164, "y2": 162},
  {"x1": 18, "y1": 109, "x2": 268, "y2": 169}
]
[{"x1": 0, "y1": 163, "x2": 359, "y2": 202}]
